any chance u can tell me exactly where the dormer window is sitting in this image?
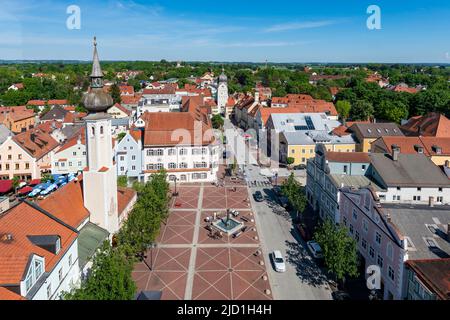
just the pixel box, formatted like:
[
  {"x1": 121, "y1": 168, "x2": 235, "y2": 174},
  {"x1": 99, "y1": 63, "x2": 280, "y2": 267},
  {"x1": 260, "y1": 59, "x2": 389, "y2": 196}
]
[
  {"x1": 24, "y1": 256, "x2": 45, "y2": 293},
  {"x1": 56, "y1": 238, "x2": 61, "y2": 254},
  {"x1": 432, "y1": 145, "x2": 442, "y2": 154}
]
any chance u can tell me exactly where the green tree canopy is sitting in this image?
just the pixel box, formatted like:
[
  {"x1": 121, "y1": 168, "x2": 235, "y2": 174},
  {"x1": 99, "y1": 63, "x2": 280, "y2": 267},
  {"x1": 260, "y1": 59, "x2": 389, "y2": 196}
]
[
  {"x1": 350, "y1": 100, "x2": 374, "y2": 121},
  {"x1": 335, "y1": 100, "x2": 351, "y2": 120}
]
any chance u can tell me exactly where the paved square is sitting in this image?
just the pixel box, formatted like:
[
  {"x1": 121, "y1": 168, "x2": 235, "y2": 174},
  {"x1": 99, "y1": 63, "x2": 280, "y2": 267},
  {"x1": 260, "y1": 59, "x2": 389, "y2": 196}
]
[{"x1": 133, "y1": 181, "x2": 272, "y2": 300}]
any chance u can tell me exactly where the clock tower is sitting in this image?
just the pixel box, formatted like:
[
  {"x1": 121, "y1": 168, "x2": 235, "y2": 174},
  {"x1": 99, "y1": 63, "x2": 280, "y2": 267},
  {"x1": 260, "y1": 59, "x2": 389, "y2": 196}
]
[
  {"x1": 81, "y1": 37, "x2": 119, "y2": 234},
  {"x1": 217, "y1": 68, "x2": 228, "y2": 115}
]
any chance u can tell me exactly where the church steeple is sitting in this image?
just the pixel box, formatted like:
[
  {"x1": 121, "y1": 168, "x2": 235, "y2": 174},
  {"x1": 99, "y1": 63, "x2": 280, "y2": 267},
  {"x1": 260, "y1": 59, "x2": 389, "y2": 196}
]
[{"x1": 82, "y1": 37, "x2": 113, "y2": 113}]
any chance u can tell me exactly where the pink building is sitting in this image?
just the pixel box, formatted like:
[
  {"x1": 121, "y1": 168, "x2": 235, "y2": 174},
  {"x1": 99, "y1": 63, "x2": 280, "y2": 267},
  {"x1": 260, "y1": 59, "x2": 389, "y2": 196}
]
[{"x1": 340, "y1": 186, "x2": 450, "y2": 300}]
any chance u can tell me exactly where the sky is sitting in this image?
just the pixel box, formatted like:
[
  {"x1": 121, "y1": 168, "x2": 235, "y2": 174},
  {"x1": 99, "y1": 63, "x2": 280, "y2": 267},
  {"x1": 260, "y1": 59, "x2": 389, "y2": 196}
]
[{"x1": 0, "y1": 0, "x2": 449, "y2": 63}]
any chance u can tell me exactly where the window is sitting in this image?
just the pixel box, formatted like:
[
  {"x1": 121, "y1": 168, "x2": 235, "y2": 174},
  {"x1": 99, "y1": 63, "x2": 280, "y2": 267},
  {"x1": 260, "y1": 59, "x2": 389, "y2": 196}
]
[
  {"x1": 438, "y1": 187, "x2": 443, "y2": 192},
  {"x1": 194, "y1": 162, "x2": 207, "y2": 168},
  {"x1": 168, "y1": 149, "x2": 176, "y2": 156},
  {"x1": 147, "y1": 149, "x2": 155, "y2": 156},
  {"x1": 343, "y1": 165, "x2": 348, "y2": 174},
  {"x1": 156, "y1": 149, "x2": 164, "y2": 156},
  {"x1": 386, "y1": 243, "x2": 393, "y2": 260},
  {"x1": 120, "y1": 156, "x2": 125, "y2": 161},
  {"x1": 55, "y1": 162, "x2": 59, "y2": 167},
  {"x1": 100, "y1": 126, "x2": 104, "y2": 134},
  {"x1": 377, "y1": 255, "x2": 384, "y2": 268},
  {"x1": 8, "y1": 146, "x2": 11, "y2": 151},
  {"x1": 355, "y1": 231, "x2": 360, "y2": 242},
  {"x1": 369, "y1": 246, "x2": 375, "y2": 258},
  {"x1": 120, "y1": 167, "x2": 125, "y2": 172},
  {"x1": 397, "y1": 187, "x2": 401, "y2": 191},
  {"x1": 437, "y1": 196, "x2": 443, "y2": 203},
  {"x1": 68, "y1": 254, "x2": 73, "y2": 266},
  {"x1": 25, "y1": 163, "x2": 30, "y2": 169},
  {"x1": 35, "y1": 260, "x2": 43, "y2": 279},
  {"x1": 7, "y1": 155, "x2": 12, "y2": 160},
  {"x1": 78, "y1": 161, "x2": 82, "y2": 166},
  {"x1": 291, "y1": 149, "x2": 295, "y2": 154},
  {"x1": 362, "y1": 239, "x2": 367, "y2": 250},
  {"x1": 69, "y1": 162, "x2": 72, "y2": 167},
  {"x1": 168, "y1": 163, "x2": 177, "y2": 169},
  {"x1": 83, "y1": 151, "x2": 86, "y2": 156},
  {"x1": 131, "y1": 155, "x2": 136, "y2": 161},
  {"x1": 362, "y1": 165, "x2": 366, "y2": 170},
  {"x1": 47, "y1": 284, "x2": 52, "y2": 299},
  {"x1": 179, "y1": 162, "x2": 188, "y2": 169},
  {"x1": 56, "y1": 238, "x2": 61, "y2": 253},
  {"x1": 375, "y1": 232, "x2": 382, "y2": 245},
  {"x1": 417, "y1": 187, "x2": 421, "y2": 191},
  {"x1": 156, "y1": 163, "x2": 164, "y2": 170},
  {"x1": 349, "y1": 224, "x2": 354, "y2": 234},
  {"x1": 18, "y1": 154, "x2": 22, "y2": 160},
  {"x1": 73, "y1": 152, "x2": 77, "y2": 156},
  {"x1": 202, "y1": 148, "x2": 207, "y2": 155},
  {"x1": 59, "y1": 268, "x2": 63, "y2": 282},
  {"x1": 91, "y1": 127, "x2": 95, "y2": 136},
  {"x1": 180, "y1": 148, "x2": 188, "y2": 156},
  {"x1": 352, "y1": 209, "x2": 358, "y2": 221},
  {"x1": 413, "y1": 195, "x2": 421, "y2": 201},
  {"x1": 388, "y1": 266, "x2": 395, "y2": 281},
  {"x1": 343, "y1": 217, "x2": 347, "y2": 226},
  {"x1": 302, "y1": 149, "x2": 306, "y2": 154},
  {"x1": 15, "y1": 163, "x2": 19, "y2": 170},
  {"x1": 363, "y1": 218, "x2": 368, "y2": 233}
]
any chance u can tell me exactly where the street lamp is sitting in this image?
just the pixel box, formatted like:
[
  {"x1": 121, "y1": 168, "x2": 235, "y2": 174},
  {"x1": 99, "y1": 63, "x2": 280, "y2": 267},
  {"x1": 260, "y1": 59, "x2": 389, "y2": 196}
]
[
  {"x1": 143, "y1": 243, "x2": 157, "y2": 271},
  {"x1": 173, "y1": 177, "x2": 179, "y2": 197}
]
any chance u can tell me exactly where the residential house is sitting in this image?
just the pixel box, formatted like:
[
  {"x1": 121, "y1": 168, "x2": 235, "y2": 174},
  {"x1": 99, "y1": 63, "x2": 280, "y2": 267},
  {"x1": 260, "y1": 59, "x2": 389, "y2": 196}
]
[
  {"x1": 51, "y1": 131, "x2": 86, "y2": 175},
  {"x1": 0, "y1": 201, "x2": 80, "y2": 300},
  {"x1": 0, "y1": 127, "x2": 59, "y2": 180},
  {"x1": 119, "y1": 85, "x2": 134, "y2": 96},
  {"x1": 8, "y1": 83, "x2": 24, "y2": 91},
  {"x1": 107, "y1": 103, "x2": 132, "y2": 119},
  {"x1": 115, "y1": 129, "x2": 142, "y2": 181},
  {"x1": 349, "y1": 123, "x2": 404, "y2": 152},
  {"x1": 0, "y1": 106, "x2": 36, "y2": 133},
  {"x1": 340, "y1": 186, "x2": 450, "y2": 300},
  {"x1": 142, "y1": 112, "x2": 219, "y2": 183},
  {"x1": 306, "y1": 144, "x2": 375, "y2": 222},
  {"x1": 266, "y1": 113, "x2": 355, "y2": 165},
  {"x1": 371, "y1": 136, "x2": 450, "y2": 166},
  {"x1": 137, "y1": 84, "x2": 180, "y2": 115},
  {"x1": 404, "y1": 259, "x2": 450, "y2": 300},
  {"x1": 400, "y1": 113, "x2": 450, "y2": 137}
]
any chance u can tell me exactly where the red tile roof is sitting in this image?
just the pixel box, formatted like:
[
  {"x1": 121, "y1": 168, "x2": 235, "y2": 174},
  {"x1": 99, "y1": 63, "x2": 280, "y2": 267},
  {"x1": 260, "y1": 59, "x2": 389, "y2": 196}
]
[
  {"x1": 27, "y1": 100, "x2": 46, "y2": 106},
  {"x1": 0, "y1": 287, "x2": 25, "y2": 300},
  {"x1": 405, "y1": 259, "x2": 450, "y2": 300},
  {"x1": 401, "y1": 113, "x2": 450, "y2": 137},
  {"x1": 13, "y1": 128, "x2": 59, "y2": 160},
  {"x1": 119, "y1": 85, "x2": 135, "y2": 96},
  {"x1": 121, "y1": 94, "x2": 141, "y2": 105},
  {"x1": 326, "y1": 152, "x2": 370, "y2": 163},
  {"x1": 37, "y1": 178, "x2": 89, "y2": 229},
  {"x1": 0, "y1": 201, "x2": 78, "y2": 285},
  {"x1": 57, "y1": 128, "x2": 85, "y2": 153},
  {"x1": 48, "y1": 100, "x2": 68, "y2": 105},
  {"x1": 332, "y1": 125, "x2": 352, "y2": 137},
  {"x1": 117, "y1": 187, "x2": 136, "y2": 215}
]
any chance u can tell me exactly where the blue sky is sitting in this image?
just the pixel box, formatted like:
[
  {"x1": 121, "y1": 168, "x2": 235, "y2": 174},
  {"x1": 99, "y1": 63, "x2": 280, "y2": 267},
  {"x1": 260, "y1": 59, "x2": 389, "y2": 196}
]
[{"x1": 0, "y1": 0, "x2": 449, "y2": 62}]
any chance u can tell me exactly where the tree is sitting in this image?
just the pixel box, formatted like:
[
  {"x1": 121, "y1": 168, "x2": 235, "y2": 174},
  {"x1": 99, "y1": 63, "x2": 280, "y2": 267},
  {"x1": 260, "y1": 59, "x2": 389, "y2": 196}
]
[
  {"x1": 117, "y1": 176, "x2": 128, "y2": 188},
  {"x1": 12, "y1": 176, "x2": 20, "y2": 192},
  {"x1": 281, "y1": 173, "x2": 307, "y2": 219},
  {"x1": 376, "y1": 100, "x2": 408, "y2": 123},
  {"x1": 41, "y1": 173, "x2": 53, "y2": 183},
  {"x1": 313, "y1": 219, "x2": 359, "y2": 287},
  {"x1": 335, "y1": 100, "x2": 351, "y2": 120},
  {"x1": 64, "y1": 242, "x2": 136, "y2": 300},
  {"x1": 350, "y1": 100, "x2": 374, "y2": 121},
  {"x1": 211, "y1": 114, "x2": 224, "y2": 129},
  {"x1": 110, "y1": 84, "x2": 122, "y2": 104},
  {"x1": 286, "y1": 157, "x2": 295, "y2": 166},
  {"x1": 117, "y1": 132, "x2": 126, "y2": 142}
]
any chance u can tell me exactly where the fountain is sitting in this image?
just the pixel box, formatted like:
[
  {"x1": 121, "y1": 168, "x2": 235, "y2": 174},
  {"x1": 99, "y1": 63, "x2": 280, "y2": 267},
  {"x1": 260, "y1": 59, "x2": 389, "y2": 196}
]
[{"x1": 213, "y1": 209, "x2": 243, "y2": 235}]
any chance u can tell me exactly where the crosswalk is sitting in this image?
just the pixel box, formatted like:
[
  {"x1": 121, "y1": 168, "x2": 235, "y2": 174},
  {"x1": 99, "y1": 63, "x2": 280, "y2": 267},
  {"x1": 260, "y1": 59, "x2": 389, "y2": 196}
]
[{"x1": 247, "y1": 180, "x2": 272, "y2": 187}]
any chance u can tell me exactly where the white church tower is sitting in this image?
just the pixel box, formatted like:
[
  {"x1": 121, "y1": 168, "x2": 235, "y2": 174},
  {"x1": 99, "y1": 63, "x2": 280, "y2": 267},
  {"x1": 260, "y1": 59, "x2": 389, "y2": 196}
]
[
  {"x1": 217, "y1": 68, "x2": 228, "y2": 115},
  {"x1": 82, "y1": 37, "x2": 119, "y2": 234}
]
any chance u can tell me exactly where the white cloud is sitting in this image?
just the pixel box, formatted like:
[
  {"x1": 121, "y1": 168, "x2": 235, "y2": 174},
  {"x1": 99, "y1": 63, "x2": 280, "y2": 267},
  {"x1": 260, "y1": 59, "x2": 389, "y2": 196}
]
[{"x1": 264, "y1": 20, "x2": 336, "y2": 32}]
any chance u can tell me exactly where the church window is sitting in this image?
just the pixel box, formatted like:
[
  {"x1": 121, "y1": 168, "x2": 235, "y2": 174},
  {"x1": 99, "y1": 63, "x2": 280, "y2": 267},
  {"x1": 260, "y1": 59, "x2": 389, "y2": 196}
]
[
  {"x1": 91, "y1": 127, "x2": 95, "y2": 136},
  {"x1": 100, "y1": 126, "x2": 104, "y2": 134}
]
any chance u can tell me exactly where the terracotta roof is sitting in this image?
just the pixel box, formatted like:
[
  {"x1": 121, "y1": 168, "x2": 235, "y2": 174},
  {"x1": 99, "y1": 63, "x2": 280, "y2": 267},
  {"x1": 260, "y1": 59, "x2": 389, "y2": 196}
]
[
  {"x1": 11, "y1": 83, "x2": 24, "y2": 90},
  {"x1": 57, "y1": 128, "x2": 85, "y2": 153},
  {"x1": 119, "y1": 85, "x2": 134, "y2": 96},
  {"x1": 143, "y1": 112, "x2": 214, "y2": 147},
  {"x1": 64, "y1": 111, "x2": 87, "y2": 124},
  {"x1": 121, "y1": 94, "x2": 142, "y2": 105},
  {"x1": 13, "y1": 128, "x2": 59, "y2": 160},
  {"x1": 326, "y1": 152, "x2": 370, "y2": 163},
  {"x1": 393, "y1": 86, "x2": 419, "y2": 94},
  {"x1": 117, "y1": 187, "x2": 136, "y2": 215},
  {"x1": 0, "y1": 106, "x2": 35, "y2": 122},
  {"x1": 0, "y1": 287, "x2": 25, "y2": 300},
  {"x1": 405, "y1": 259, "x2": 450, "y2": 300},
  {"x1": 130, "y1": 129, "x2": 142, "y2": 143},
  {"x1": 143, "y1": 84, "x2": 177, "y2": 95},
  {"x1": 37, "y1": 178, "x2": 89, "y2": 229},
  {"x1": 0, "y1": 201, "x2": 78, "y2": 285},
  {"x1": 26, "y1": 100, "x2": 46, "y2": 106},
  {"x1": 373, "y1": 136, "x2": 427, "y2": 155},
  {"x1": 226, "y1": 97, "x2": 236, "y2": 106},
  {"x1": 332, "y1": 125, "x2": 352, "y2": 137},
  {"x1": 48, "y1": 100, "x2": 68, "y2": 105},
  {"x1": 110, "y1": 103, "x2": 132, "y2": 116},
  {"x1": 401, "y1": 113, "x2": 450, "y2": 137},
  {"x1": 98, "y1": 167, "x2": 109, "y2": 172},
  {"x1": 36, "y1": 121, "x2": 63, "y2": 134},
  {"x1": 63, "y1": 106, "x2": 76, "y2": 112}
]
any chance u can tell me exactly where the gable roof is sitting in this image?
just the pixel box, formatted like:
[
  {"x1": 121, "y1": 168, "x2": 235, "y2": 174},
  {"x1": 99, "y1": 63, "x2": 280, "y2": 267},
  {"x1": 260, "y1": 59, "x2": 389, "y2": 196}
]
[
  {"x1": 40, "y1": 105, "x2": 67, "y2": 121},
  {"x1": 0, "y1": 202, "x2": 78, "y2": 285},
  {"x1": 401, "y1": 113, "x2": 450, "y2": 137},
  {"x1": 37, "y1": 178, "x2": 90, "y2": 229},
  {"x1": 349, "y1": 122, "x2": 404, "y2": 139},
  {"x1": 12, "y1": 128, "x2": 59, "y2": 160},
  {"x1": 369, "y1": 153, "x2": 450, "y2": 187},
  {"x1": 117, "y1": 187, "x2": 137, "y2": 215},
  {"x1": 326, "y1": 152, "x2": 370, "y2": 163},
  {"x1": 405, "y1": 259, "x2": 450, "y2": 300},
  {"x1": 57, "y1": 128, "x2": 85, "y2": 153}
]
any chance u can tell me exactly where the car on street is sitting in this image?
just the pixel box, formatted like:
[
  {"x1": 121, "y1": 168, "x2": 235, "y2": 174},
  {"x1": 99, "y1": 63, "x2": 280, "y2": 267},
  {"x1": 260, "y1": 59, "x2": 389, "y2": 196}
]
[
  {"x1": 271, "y1": 250, "x2": 286, "y2": 273},
  {"x1": 307, "y1": 240, "x2": 324, "y2": 259},
  {"x1": 293, "y1": 164, "x2": 307, "y2": 170},
  {"x1": 332, "y1": 290, "x2": 351, "y2": 300},
  {"x1": 253, "y1": 191, "x2": 264, "y2": 202}
]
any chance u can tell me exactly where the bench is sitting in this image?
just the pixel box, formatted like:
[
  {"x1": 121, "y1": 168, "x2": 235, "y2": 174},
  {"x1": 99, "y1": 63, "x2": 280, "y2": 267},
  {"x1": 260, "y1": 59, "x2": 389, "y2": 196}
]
[{"x1": 240, "y1": 216, "x2": 250, "y2": 222}]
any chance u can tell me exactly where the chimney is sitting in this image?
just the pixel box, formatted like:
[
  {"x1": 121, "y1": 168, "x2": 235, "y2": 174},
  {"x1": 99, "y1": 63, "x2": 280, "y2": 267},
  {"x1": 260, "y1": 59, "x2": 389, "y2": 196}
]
[
  {"x1": 391, "y1": 144, "x2": 400, "y2": 161},
  {"x1": 429, "y1": 196, "x2": 435, "y2": 208},
  {"x1": 254, "y1": 90, "x2": 260, "y2": 103}
]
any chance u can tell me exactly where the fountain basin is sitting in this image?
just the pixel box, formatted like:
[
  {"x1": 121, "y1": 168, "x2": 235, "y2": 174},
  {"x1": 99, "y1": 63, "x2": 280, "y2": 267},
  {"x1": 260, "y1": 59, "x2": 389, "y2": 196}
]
[{"x1": 213, "y1": 217, "x2": 243, "y2": 235}]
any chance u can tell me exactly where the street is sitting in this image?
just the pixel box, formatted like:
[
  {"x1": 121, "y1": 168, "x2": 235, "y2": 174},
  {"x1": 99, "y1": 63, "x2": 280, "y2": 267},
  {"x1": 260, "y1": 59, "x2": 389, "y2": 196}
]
[{"x1": 223, "y1": 119, "x2": 332, "y2": 300}]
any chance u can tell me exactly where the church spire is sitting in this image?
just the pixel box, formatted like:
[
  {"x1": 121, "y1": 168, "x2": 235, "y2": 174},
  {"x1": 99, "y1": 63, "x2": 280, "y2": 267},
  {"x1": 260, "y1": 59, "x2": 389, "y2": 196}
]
[{"x1": 90, "y1": 36, "x2": 103, "y2": 79}]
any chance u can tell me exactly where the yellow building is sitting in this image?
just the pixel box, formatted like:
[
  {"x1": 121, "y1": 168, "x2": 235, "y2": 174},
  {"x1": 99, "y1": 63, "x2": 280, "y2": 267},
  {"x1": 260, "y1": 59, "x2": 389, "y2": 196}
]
[
  {"x1": 280, "y1": 132, "x2": 356, "y2": 166},
  {"x1": 349, "y1": 123, "x2": 404, "y2": 152}
]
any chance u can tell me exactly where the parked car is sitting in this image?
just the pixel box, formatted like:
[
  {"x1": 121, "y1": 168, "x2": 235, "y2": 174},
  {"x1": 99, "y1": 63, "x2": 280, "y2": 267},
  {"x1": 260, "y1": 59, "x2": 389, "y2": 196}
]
[
  {"x1": 307, "y1": 240, "x2": 324, "y2": 259},
  {"x1": 253, "y1": 191, "x2": 264, "y2": 202},
  {"x1": 332, "y1": 291, "x2": 351, "y2": 300},
  {"x1": 271, "y1": 250, "x2": 286, "y2": 273},
  {"x1": 273, "y1": 186, "x2": 282, "y2": 196},
  {"x1": 293, "y1": 164, "x2": 307, "y2": 170}
]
